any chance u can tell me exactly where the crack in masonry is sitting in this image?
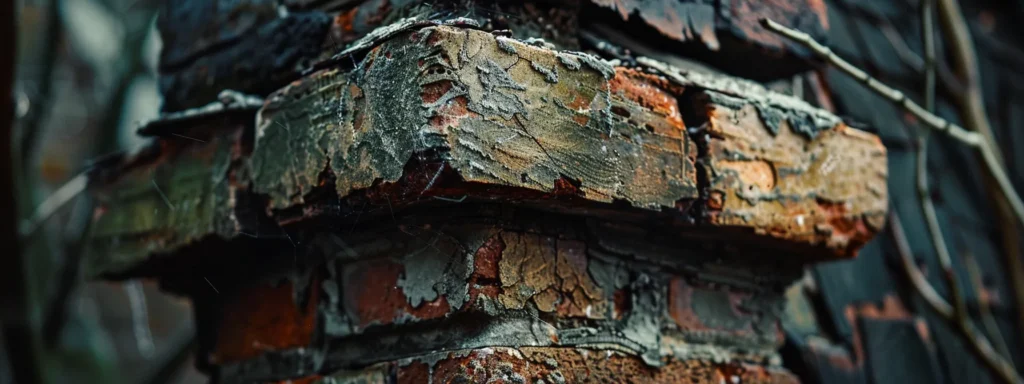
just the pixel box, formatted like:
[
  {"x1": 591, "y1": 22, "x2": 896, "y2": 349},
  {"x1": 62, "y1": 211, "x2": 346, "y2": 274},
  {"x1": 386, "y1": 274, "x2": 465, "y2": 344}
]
[{"x1": 678, "y1": 88, "x2": 712, "y2": 225}]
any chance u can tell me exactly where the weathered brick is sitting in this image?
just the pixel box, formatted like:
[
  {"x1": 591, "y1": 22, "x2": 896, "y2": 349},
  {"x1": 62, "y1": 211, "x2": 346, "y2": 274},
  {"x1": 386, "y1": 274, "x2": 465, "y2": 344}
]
[
  {"x1": 87, "y1": 24, "x2": 887, "y2": 278},
  {"x1": 696, "y1": 90, "x2": 888, "y2": 257}
]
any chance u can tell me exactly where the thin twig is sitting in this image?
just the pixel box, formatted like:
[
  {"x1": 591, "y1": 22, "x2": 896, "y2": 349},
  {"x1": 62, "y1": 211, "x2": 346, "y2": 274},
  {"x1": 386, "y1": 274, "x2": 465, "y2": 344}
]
[
  {"x1": 889, "y1": 212, "x2": 1022, "y2": 383},
  {"x1": 914, "y1": 0, "x2": 971, "y2": 340},
  {"x1": 764, "y1": 16, "x2": 1023, "y2": 384},
  {"x1": 916, "y1": 0, "x2": 1013, "y2": 370},
  {"x1": 963, "y1": 249, "x2": 1015, "y2": 365},
  {"x1": 921, "y1": 0, "x2": 936, "y2": 112},
  {"x1": 761, "y1": 17, "x2": 1024, "y2": 237},
  {"x1": 936, "y1": 0, "x2": 1024, "y2": 337},
  {"x1": 432, "y1": 195, "x2": 468, "y2": 203},
  {"x1": 124, "y1": 280, "x2": 155, "y2": 358},
  {"x1": 880, "y1": 24, "x2": 924, "y2": 70},
  {"x1": 170, "y1": 133, "x2": 206, "y2": 143},
  {"x1": 890, "y1": 212, "x2": 953, "y2": 317},
  {"x1": 915, "y1": 0, "x2": 959, "y2": 323},
  {"x1": 761, "y1": 19, "x2": 972, "y2": 142},
  {"x1": 935, "y1": 0, "x2": 1001, "y2": 163},
  {"x1": 839, "y1": 0, "x2": 962, "y2": 93},
  {"x1": 916, "y1": 137, "x2": 966, "y2": 317},
  {"x1": 19, "y1": 172, "x2": 87, "y2": 236},
  {"x1": 151, "y1": 180, "x2": 175, "y2": 210},
  {"x1": 203, "y1": 277, "x2": 220, "y2": 294}
]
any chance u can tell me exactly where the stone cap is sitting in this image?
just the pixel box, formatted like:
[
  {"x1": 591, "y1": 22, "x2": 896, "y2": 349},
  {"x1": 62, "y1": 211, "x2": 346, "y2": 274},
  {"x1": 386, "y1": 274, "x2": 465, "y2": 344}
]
[{"x1": 85, "y1": 24, "x2": 886, "y2": 277}]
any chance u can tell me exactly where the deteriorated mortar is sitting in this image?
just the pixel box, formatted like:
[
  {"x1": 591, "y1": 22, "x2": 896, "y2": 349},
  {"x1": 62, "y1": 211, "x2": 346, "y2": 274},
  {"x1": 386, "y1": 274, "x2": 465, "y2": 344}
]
[
  {"x1": 249, "y1": 25, "x2": 886, "y2": 258},
  {"x1": 86, "y1": 24, "x2": 885, "y2": 276},
  {"x1": 196, "y1": 210, "x2": 801, "y2": 383},
  {"x1": 84, "y1": 20, "x2": 887, "y2": 384},
  {"x1": 251, "y1": 25, "x2": 699, "y2": 212}
]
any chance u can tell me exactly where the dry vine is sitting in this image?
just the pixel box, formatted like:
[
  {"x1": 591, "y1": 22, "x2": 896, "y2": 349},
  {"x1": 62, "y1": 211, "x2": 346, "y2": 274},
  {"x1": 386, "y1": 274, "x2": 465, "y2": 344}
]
[
  {"x1": 763, "y1": 7, "x2": 1024, "y2": 383},
  {"x1": 761, "y1": 19, "x2": 1024, "y2": 228},
  {"x1": 936, "y1": 0, "x2": 1024, "y2": 336},
  {"x1": 925, "y1": 0, "x2": 1015, "y2": 364},
  {"x1": 890, "y1": 212, "x2": 1021, "y2": 383}
]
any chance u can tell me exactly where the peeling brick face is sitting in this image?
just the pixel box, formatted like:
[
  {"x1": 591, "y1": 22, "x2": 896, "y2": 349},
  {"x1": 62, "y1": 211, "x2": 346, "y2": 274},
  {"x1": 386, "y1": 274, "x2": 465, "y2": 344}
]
[
  {"x1": 343, "y1": 259, "x2": 452, "y2": 328},
  {"x1": 496, "y1": 233, "x2": 608, "y2": 317},
  {"x1": 86, "y1": 2, "x2": 894, "y2": 382},
  {"x1": 195, "y1": 219, "x2": 797, "y2": 382},
  {"x1": 86, "y1": 26, "x2": 885, "y2": 276},
  {"x1": 699, "y1": 90, "x2": 888, "y2": 257}
]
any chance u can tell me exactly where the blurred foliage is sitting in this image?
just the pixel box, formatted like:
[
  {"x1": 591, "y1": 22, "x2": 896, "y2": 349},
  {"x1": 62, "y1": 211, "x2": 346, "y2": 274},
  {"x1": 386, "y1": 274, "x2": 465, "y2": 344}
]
[{"x1": 9, "y1": 0, "x2": 199, "y2": 383}]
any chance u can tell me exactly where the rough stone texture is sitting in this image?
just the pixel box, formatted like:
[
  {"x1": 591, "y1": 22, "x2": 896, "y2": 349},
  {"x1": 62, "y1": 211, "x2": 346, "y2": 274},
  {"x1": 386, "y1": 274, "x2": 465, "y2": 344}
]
[
  {"x1": 210, "y1": 279, "x2": 320, "y2": 365},
  {"x1": 86, "y1": 23, "x2": 887, "y2": 278},
  {"x1": 698, "y1": 90, "x2": 887, "y2": 257},
  {"x1": 250, "y1": 25, "x2": 885, "y2": 257},
  {"x1": 88, "y1": 4, "x2": 907, "y2": 383},
  {"x1": 85, "y1": 0, "x2": 1024, "y2": 382},
  {"x1": 251, "y1": 26, "x2": 699, "y2": 212}
]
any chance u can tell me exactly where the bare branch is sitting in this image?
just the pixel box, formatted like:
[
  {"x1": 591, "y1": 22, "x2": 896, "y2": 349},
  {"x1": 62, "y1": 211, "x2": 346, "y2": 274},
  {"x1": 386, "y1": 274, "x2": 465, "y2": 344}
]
[
  {"x1": 19, "y1": 172, "x2": 88, "y2": 236},
  {"x1": 964, "y1": 249, "x2": 1015, "y2": 366},
  {"x1": 916, "y1": 137, "x2": 966, "y2": 317},
  {"x1": 761, "y1": 17, "x2": 1024, "y2": 238},
  {"x1": 762, "y1": 19, "x2": 972, "y2": 143},
  {"x1": 921, "y1": 0, "x2": 936, "y2": 112},
  {"x1": 935, "y1": 0, "x2": 1024, "y2": 343},
  {"x1": 915, "y1": 1, "x2": 1013, "y2": 369},
  {"x1": 124, "y1": 280, "x2": 156, "y2": 359},
  {"x1": 914, "y1": 0, "x2": 968, "y2": 332},
  {"x1": 890, "y1": 212, "x2": 954, "y2": 317},
  {"x1": 764, "y1": 14, "x2": 1023, "y2": 384},
  {"x1": 936, "y1": 0, "x2": 1001, "y2": 163},
  {"x1": 858, "y1": 9, "x2": 962, "y2": 93},
  {"x1": 889, "y1": 212, "x2": 1023, "y2": 384}
]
